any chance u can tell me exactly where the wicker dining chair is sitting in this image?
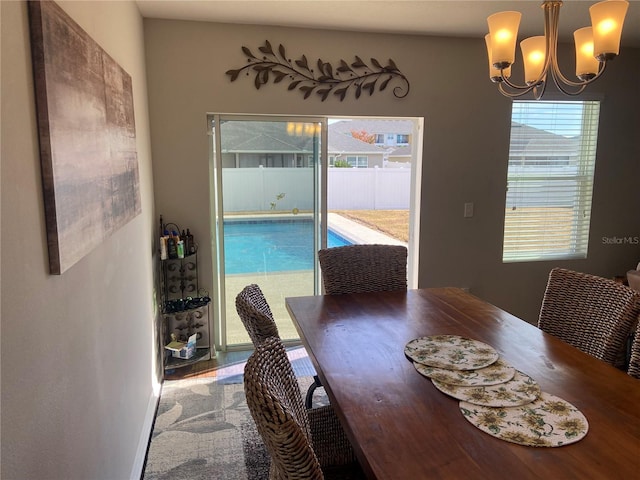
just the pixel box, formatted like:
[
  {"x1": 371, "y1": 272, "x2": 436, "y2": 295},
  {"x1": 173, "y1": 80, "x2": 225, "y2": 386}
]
[
  {"x1": 303, "y1": 244, "x2": 408, "y2": 408},
  {"x1": 236, "y1": 283, "x2": 325, "y2": 409},
  {"x1": 628, "y1": 332, "x2": 640, "y2": 379},
  {"x1": 538, "y1": 267, "x2": 640, "y2": 368},
  {"x1": 244, "y1": 336, "x2": 364, "y2": 480},
  {"x1": 318, "y1": 244, "x2": 408, "y2": 295},
  {"x1": 235, "y1": 283, "x2": 280, "y2": 346}
]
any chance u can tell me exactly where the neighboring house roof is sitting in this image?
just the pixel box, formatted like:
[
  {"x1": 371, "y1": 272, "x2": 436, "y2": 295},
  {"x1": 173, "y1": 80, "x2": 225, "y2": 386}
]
[
  {"x1": 329, "y1": 119, "x2": 413, "y2": 136},
  {"x1": 219, "y1": 119, "x2": 403, "y2": 164},
  {"x1": 387, "y1": 145, "x2": 412, "y2": 157},
  {"x1": 232, "y1": 134, "x2": 309, "y2": 153},
  {"x1": 218, "y1": 120, "x2": 574, "y2": 158},
  {"x1": 509, "y1": 122, "x2": 577, "y2": 157},
  {"x1": 220, "y1": 121, "x2": 316, "y2": 152},
  {"x1": 327, "y1": 129, "x2": 386, "y2": 154}
]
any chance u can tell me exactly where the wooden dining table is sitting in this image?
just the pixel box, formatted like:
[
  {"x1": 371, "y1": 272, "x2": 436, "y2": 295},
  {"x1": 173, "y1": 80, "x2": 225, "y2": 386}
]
[{"x1": 285, "y1": 287, "x2": 640, "y2": 479}]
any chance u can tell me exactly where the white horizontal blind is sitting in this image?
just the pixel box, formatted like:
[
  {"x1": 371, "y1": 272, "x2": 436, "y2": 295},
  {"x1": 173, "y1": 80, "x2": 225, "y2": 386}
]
[{"x1": 503, "y1": 101, "x2": 600, "y2": 262}]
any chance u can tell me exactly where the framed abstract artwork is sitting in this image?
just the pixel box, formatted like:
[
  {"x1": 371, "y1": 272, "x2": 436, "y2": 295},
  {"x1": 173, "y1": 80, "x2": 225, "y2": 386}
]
[{"x1": 28, "y1": 0, "x2": 141, "y2": 274}]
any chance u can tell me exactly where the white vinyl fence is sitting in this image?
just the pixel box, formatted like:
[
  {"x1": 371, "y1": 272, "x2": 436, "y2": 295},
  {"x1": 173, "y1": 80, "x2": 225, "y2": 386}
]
[{"x1": 221, "y1": 167, "x2": 411, "y2": 212}]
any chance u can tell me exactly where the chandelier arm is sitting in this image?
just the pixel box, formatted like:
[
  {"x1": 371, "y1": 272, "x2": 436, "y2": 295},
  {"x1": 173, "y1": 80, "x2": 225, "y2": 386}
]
[
  {"x1": 549, "y1": 12, "x2": 607, "y2": 92},
  {"x1": 500, "y1": 74, "x2": 536, "y2": 91},
  {"x1": 536, "y1": 1, "x2": 557, "y2": 87},
  {"x1": 550, "y1": 73, "x2": 588, "y2": 96},
  {"x1": 550, "y1": 57, "x2": 608, "y2": 90},
  {"x1": 545, "y1": 0, "x2": 605, "y2": 94},
  {"x1": 498, "y1": 82, "x2": 537, "y2": 98},
  {"x1": 533, "y1": 81, "x2": 547, "y2": 100}
]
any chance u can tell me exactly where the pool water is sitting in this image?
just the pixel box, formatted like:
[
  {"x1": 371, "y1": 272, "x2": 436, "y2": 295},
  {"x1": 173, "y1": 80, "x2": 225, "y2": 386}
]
[{"x1": 223, "y1": 219, "x2": 351, "y2": 274}]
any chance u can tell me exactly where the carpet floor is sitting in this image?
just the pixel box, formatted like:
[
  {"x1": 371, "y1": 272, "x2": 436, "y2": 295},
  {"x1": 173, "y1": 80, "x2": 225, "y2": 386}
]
[{"x1": 143, "y1": 348, "x2": 324, "y2": 479}]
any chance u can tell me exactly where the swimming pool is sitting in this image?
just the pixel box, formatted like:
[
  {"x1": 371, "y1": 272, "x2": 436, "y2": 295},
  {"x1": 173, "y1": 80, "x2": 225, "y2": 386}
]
[{"x1": 223, "y1": 219, "x2": 352, "y2": 274}]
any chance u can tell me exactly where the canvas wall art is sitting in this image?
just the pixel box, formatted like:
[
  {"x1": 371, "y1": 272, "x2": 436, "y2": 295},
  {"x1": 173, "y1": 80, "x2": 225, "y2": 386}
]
[{"x1": 28, "y1": 0, "x2": 141, "y2": 274}]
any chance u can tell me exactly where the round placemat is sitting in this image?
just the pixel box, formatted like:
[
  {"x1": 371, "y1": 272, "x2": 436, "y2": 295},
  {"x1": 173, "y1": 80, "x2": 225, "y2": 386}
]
[
  {"x1": 414, "y1": 358, "x2": 516, "y2": 386},
  {"x1": 459, "y1": 392, "x2": 589, "y2": 447},
  {"x1": 405, "y1": 335, "x2": 499, "y2": 371},
  {"x1": 432, "y1": 370, "x2": 541, "y2": 407}
]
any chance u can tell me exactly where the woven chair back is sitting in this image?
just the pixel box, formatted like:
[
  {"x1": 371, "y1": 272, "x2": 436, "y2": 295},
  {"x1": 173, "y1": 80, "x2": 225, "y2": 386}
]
[
  {"x1": 318, "y1": 244, "x2": 408, "y2": 295},
  {"x1": 244, "y1": 336, "x2": 323, "y2": 480},
  {"x1": 235, "y1": 284, "x2": 280, "y2": 346},
  {"x1": 539, "y1": 268, "x2": 640, "y2": 367},
  {"x1": 628, "y1": 333, "x2": 640, "y2": 379}
]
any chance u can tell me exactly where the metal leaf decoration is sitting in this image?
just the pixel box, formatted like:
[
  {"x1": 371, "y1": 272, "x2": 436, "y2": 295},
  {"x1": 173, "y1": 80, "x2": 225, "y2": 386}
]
[{"x1": 225, "y1": 40, "x2": 410, "y2": 102}]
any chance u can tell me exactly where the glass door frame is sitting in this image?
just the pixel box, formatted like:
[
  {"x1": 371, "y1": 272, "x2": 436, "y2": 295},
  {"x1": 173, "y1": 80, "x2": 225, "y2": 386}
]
[
  {"x1": 325, "y1": 115, "x2": 423, "y2": 288},
  {"x1": 209, "y1": 114, "x2": 327, "y2": 352}
]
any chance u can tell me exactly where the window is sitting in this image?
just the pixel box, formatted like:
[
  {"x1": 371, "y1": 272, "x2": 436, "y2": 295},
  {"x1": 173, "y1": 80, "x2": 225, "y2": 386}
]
[
  {"x1": 396, "y1": 134, "x2": 409, "y2": 144},
  {"x1": 502, "y1": 100, "x2": 600, "y2": 262},
  {"x1": 374, "y1": 134, "x2": 384, "y2": 144},
  {"x1": 346, "y1": 155, "x2": 368, "y2": 168}
]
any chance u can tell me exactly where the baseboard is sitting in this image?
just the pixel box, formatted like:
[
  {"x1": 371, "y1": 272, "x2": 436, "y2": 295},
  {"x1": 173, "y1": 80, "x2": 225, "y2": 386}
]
[{"x1": 130, "y1": 387, "x2": 161, "y2": 480}]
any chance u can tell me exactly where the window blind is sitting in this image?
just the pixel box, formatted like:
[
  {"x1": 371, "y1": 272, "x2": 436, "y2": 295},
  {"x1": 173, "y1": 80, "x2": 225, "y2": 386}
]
[{"x1": 502, "y1": 100, "x2": 600, "y2": 262}]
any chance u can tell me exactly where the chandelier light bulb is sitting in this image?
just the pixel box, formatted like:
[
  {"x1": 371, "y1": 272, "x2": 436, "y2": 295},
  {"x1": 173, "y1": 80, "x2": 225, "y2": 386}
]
[
  {"x1": 487, "y1": 11, "x2": 521, "y2": 68},
  {"x1": 574, "y1": 27, "x2": 599, "y2": 80},
  {"x1": 520, "y1": 36, "x2": 547, "y2": 85},
  {"x1": 485, "y1": 34, "x2": 512, "y2": 82},
  {"x1": 589, "y1": 0, "x2": 629, "y2": 60}
]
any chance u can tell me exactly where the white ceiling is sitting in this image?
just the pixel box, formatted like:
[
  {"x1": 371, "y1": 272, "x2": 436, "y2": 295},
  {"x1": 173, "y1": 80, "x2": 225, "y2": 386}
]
[{"x1": 136, "y1": 0, "x2": 640, "y2": 47}]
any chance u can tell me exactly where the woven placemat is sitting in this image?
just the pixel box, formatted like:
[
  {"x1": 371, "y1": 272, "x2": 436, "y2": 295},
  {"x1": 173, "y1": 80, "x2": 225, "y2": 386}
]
[{"x1": 459, "y1": 392, "x2": 588, "y2": 447}]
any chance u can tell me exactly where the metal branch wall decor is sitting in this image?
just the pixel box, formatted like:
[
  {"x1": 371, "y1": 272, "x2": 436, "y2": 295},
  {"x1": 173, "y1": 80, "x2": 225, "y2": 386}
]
[{"x1": 226, "y1": 40, "x2": 410, "y2": 102}]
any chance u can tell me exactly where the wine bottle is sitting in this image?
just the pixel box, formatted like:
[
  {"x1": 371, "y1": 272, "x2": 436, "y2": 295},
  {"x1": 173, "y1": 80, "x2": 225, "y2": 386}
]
[{"x1": 187, "y1": 229, "x2": 195, "y2": 254}]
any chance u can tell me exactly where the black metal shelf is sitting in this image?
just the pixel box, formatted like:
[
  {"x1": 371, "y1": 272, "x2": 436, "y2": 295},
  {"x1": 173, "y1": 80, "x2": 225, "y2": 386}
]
[
  {"x1": 164, "y1": 347, "x2": 211, "y2": 372},
  {"x1": 158, "y1": 216, "x2": 213, "y2": 372}
]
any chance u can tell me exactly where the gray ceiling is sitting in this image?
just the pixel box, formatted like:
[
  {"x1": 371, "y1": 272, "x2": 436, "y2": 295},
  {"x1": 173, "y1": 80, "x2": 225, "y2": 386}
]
[{"x1": 136, "y1": 1, "x2": 640, "y2": 47}]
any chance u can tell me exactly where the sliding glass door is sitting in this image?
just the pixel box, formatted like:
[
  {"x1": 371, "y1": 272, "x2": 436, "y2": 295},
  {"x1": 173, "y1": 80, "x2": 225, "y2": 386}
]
[
  {"x1": 210, "y1": 116, "x2": 325, "y2": 349},
  {"x1": 210, "y1": 115, "x2": 423, "y2": 350}
]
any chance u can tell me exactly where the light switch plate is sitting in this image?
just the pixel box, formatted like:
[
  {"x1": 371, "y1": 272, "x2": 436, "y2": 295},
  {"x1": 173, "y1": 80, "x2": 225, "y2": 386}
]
[{"x1": 464, "y1": 202, "x2": 474, "y2": 218}]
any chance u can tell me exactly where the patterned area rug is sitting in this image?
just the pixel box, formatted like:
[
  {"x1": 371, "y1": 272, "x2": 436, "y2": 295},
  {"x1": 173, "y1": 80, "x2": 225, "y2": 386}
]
[{"x1": 143, "y1": 350, "x2": 324, "y2": 479}]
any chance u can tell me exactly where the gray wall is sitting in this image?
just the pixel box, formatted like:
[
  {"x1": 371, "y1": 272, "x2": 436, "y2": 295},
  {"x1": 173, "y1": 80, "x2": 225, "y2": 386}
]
[
  {"x1": 144, "y1": 19, "x2": 639, "y2": 327},
  {"x1": 1, "y1": 1, "x2": 158, "y2": 479}
]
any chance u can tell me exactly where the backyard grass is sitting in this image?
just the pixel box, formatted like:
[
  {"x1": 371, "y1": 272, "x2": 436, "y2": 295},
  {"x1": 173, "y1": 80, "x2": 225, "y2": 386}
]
[
  {"x1": 503, "y1": 206, "x2": 575, "y2": 254},
  {"x1": 332, "y1": 210, "x2": 410, "y2": 242},
  {"x1": 333, "y1": 207, "x2": 575, "y2": 250}
]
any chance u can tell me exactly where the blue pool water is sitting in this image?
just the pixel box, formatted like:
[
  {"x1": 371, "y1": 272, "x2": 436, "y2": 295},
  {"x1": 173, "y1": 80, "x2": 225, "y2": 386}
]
[{"x1": 224, "y1": 219, "x2": 352, "y2": 274}]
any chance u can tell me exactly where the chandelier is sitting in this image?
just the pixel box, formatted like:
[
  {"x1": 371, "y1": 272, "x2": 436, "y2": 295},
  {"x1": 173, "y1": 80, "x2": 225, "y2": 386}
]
[{"x1": 484, "y1": 0, "x2": 629, "y2": 99}]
